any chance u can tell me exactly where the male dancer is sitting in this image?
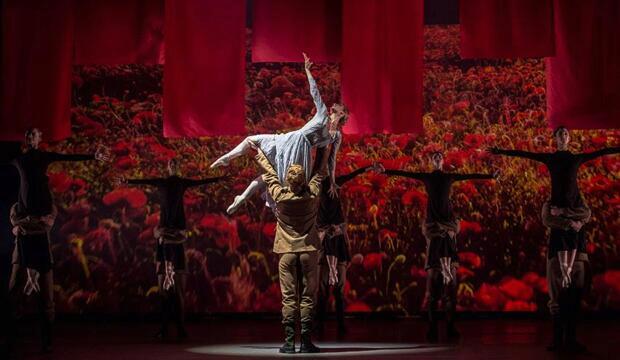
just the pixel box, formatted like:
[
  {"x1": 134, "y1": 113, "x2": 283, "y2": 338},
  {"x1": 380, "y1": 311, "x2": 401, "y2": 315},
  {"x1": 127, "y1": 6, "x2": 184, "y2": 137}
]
[
  {"x1": 8, "y1": 128, "x2": 110, "y2": 352},
  {"x1": 385, "y1": 152, "x2": 496, "y2": 342},
  {"x1": 490, "y1": 126, "x2": 619, "y2": 352},
  {"x1": 117, "y1": 158, "x2": 224, "y2": 340},
  {"x1": 316, "y1": 159, "x2": 384, "y2": 336},
  {"x1": 252, "y1": 141, "x2": 329, "y2": 354}
]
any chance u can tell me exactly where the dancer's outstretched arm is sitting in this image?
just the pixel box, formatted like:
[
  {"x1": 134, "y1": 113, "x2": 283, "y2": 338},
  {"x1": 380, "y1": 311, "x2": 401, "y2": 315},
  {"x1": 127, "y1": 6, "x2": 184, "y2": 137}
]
[
  {"x1": 384, "y1": 169, "x2": 427, "y2": 181},
  {"x1": 488, "y1": 147, "x2": 548, "y2": 163},
  {"x1": 180, "y1": 176, "x2": 226, "y2": 188},
  {"x1": 335, "y1": 165, "x2": 373, "y2": 187},
  {"x1": 125, "y1": 178, "x2": 165, "y2": 186},
  {"x1": 45, "y1": 146, "x2": 111, "y2": 163},
  {"x1": 579, "y1": 146, "x2": 620, "y2": 162},
  {"x1": 452, "y1": 172, "x2": 495, "y2": 181}
]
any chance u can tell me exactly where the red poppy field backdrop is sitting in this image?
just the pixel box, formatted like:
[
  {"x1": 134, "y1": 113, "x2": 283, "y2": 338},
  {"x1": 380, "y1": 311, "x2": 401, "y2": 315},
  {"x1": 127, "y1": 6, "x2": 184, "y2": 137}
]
[{"x1": 41, "y1": 26, "x2": 620, "y2": 314}]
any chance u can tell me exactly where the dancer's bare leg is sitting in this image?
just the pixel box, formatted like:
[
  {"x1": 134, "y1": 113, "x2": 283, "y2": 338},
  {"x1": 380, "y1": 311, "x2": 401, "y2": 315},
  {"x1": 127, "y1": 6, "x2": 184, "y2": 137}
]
[
  {"x1": 211, "y1": 135, "x2": 267, "y2": 168},
  {"x1": 227, "y1": 175, "x2": 266, "y2": 214}
]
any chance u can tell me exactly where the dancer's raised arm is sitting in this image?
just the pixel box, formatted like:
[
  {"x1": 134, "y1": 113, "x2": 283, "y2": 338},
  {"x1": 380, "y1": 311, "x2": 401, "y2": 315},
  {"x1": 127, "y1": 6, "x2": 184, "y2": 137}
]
[{"x1": 303, "y1": 52, "x2": 328, "y2": 118}]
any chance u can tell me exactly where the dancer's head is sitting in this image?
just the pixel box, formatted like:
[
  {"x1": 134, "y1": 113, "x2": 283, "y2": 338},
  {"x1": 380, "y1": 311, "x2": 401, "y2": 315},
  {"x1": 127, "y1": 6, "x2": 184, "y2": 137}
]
[
  {"x1": 553, "y1": 126, "x2": 570, "y2": 150},
  {"x1": 167, "y1": 158, "x2": 180, "y2": 176},
  {"x1": 430, "y1": 151, "x2": 444, "y2": 170},
  {"x1": 25, "y1": 128, "x2": 42, "y2": 149},
  {"x1": 285, "y1": 164, "x2": 306, "y2": 194},
  {"x1": 329, "y1": 103, "x2": 349, "y2": 132}
]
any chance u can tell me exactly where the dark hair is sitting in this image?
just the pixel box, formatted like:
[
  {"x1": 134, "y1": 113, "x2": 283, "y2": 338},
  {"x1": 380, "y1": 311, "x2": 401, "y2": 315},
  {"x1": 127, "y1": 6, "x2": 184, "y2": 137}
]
[
  {"x1": 25, "y1": 127, "x2": 40, "y2": 139},
  {"x1": 553, "y1": 126, "x2": 568, "y2": 137},
  {"x1": 430, "y1": 151, "x2": 444, "y2": 159}
]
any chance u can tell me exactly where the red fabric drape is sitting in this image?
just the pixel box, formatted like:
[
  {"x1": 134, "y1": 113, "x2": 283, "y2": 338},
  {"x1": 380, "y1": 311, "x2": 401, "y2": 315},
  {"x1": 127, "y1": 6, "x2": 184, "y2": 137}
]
[
  {"x1": 459, "y1": 0, "x2": 555, "y2": 59},
  {"x1": 252, "y1": 0, "x2": 341, "y2": 63},
  {"x1": 341, "y1": 0, "x2": 424, "y2": 134},
  {"x1": 74, "y1": 0, "x2": 164, "y2": 65},
  {"x1": 1, "y1": 0, "x2": 74, "y2": 141},
  {"x1": 546, "y1": 0, "x2": 620, "y2": 129},
  {"x1": 163, "y1": 0, "x2": 246, "y2": 137}
]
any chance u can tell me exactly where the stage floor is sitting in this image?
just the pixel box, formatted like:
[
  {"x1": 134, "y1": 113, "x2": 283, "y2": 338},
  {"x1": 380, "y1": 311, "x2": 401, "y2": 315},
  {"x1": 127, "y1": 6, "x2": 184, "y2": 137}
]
[{"x1": 6, "y1": 317, "x2": 618, "y2": 359}]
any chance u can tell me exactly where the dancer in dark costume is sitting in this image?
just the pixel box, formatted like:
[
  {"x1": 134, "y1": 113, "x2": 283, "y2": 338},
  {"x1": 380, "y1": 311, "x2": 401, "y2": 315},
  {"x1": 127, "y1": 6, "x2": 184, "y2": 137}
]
[
  {"x1": 315, "y1": 158, "x2": 384, "y2": 336},
  {"x1": 117, "y1": 158, "x2": 224, "y2": 340},
  {"x1": 489, "y1": 126, "x2": 620, "y2": 352},
  {"x1": 385, "y1": 152, "x2": 496, "y2": 342},
  {"x1": 252, "y1": 141, "x2": 329, "y2": 354},
  {"x1": 8, "y1": 128, "x2": 110, "y2": 353}
]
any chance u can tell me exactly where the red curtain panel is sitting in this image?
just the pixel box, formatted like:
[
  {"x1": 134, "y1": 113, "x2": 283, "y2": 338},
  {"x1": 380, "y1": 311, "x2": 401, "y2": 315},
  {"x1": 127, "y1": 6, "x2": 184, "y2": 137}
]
[
  {"x1": 460, "y1": 0, "x2": 555, "y2": 59},
  {"x1": 251, "y1": 0, "x2": 341, "y2": 63},
  {"x1": 163, "y1": 0, "x2": 246, "y2": 137},
  {"x1": 1, "y1": 0, "x2": 74, "y2": 141},
  {"x1": 341, "y1": 0, "x2": 424, "y2": 134},
  {"x1": 546, "y1": 0, "x2": 620, "y2": 129},
  {"x1": 74, "y1": 0, "x2": 164, "y2": 65}
]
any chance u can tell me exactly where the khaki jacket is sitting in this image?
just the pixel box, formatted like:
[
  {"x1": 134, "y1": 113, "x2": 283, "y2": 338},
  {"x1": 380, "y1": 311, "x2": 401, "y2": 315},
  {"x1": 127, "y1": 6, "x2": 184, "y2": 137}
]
[{"x1": 256, "y1": 150, "x2": 325, "y2": 254}]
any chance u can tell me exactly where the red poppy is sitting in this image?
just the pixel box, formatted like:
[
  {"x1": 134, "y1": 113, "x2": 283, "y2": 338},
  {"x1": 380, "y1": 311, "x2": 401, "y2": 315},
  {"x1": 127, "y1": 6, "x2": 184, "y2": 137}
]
[
  {"x1": 457, "y1": 266, "x2": 474, "y2": 280},
  {"x1": 345, "y1": 301, "x2": 372, "y2": 312},
  {"x1": 504, "y1": 300, "x2": 537, "y2": 312},
  {"x1": 115, "y1": 156, "x2": 138, "y2": 170},
  {"x1": 363, "y1": 252, "x2": 386, "y2": 272},
  {"x1": 458, "y1": 252, "x2": 482, "y2": 269},
  {"x1": 459, "y1": 220, "x2": 482, "y2": 234},
  {"x1": 102, "y1": 188, "x2": 147, "y2": 208},
  {"x1": 410, "y1": 265, "x2": 427, "y2": 279},
  {"x1": 474, "y1": 283, "x2": 506, "y2": 311},
  {"x1": 463, "y1": 133, "x2": 485, "y2": 148},
  {"x1": 146, "y1": 212, "x2": 160, "y2": 226},
  {"x1": 262, "y1": 222, "x2": 277, "y2": 238},
  {"x1": 379, "y1": 229, "x2": 398, "y2": 244},
  {"x1": 521, "y1": 272, "x2": 547, "y2": 293},
  {"x1": 48, "y1": 172, "x2": 72, "y2": 193},
  {"x1": 499, "y1": 277, "x2": 534, "y2": 301},
  {"x1": 401, "y1": 189, "x2": 427, "y2": 207}
]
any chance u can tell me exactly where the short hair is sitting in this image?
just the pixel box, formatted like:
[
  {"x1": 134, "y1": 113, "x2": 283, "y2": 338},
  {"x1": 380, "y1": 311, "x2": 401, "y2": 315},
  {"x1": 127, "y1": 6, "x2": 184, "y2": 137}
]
[
  {"x1": 553, "y1": 126, "x2": 568, "y2": 137},
  {"x1": 331, "y1": 103, "x2": 349, "y2": 124},
  {"x1": 25, "y1": 127, "x2": 40, "y2": 139},
  {"x1": 285, "y1": 164, "x2": 306, "y2": 189}
]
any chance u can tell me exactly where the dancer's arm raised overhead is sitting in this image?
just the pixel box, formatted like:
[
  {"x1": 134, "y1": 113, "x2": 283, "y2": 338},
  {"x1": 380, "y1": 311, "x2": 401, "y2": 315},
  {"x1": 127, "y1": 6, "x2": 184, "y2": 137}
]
[
  {"x1": 488, "y1": 147, "x2": 549, "y2": 163},
  {"x1": 303, "y1": 52, "x2": 328, "y2": 119},
  {"x1": 578, "y1": 146, "x2": 620, "y2": 162}
]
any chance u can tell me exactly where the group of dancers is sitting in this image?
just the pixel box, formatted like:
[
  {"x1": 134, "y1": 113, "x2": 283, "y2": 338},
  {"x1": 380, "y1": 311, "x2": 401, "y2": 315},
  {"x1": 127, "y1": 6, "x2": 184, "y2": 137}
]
[{"x1": 3, "y1": 53, "x2": 619, "y2": 355}]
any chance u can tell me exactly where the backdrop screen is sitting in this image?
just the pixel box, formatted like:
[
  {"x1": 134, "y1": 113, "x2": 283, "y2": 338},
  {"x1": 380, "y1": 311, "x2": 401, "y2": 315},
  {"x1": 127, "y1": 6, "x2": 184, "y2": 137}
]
[{"x1": 33, "y1": 26, "x2": 620, "y2": 314}]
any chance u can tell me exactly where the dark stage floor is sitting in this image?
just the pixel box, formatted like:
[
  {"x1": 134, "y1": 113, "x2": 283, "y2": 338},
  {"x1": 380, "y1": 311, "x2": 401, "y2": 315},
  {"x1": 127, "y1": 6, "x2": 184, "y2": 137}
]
[{"x1": 6, "y1": 317, "x2": 618, "y2": 359}]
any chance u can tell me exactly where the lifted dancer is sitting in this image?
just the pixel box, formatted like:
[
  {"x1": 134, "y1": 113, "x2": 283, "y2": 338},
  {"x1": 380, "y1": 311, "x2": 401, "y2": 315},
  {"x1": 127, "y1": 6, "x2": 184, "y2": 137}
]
[
  {"x1": 211, "y1": 53, "x2": 346, "y2": 214},
  {"x1": 8, "y1": 128, "x2": 110, "y2": 353},
  {"x1": 117, "y1": 158, "x2": 224, "y2": 340},
  {"x1": 385, "y1": 152, "x2": 496, "y2": 342},
  {"x1": 315, "y1": 157, "x2": 384, "y2": 336},
  {"x1": 252, "y1": 141, "x2": 329, "y2": 354},
  {"x1": 490, "y1": 126, "x2": 619, "y2": 352}
]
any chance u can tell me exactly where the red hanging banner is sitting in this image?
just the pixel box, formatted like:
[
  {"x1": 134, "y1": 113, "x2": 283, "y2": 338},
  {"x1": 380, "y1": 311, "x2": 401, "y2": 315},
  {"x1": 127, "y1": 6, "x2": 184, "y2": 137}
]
[
  {"x1": 546, "y1": 0, "x2": 620, "y2": 129},
  {"x1": 460, "y1": 0, "x2": 555, "y2": 59},
  {"x1": 74, "y1": 0, "x2": 164, "y2": 65},
  {"x1": 341, "y1": 0, "x2": 424, "y2": 134},
  {"x1": 163, "y1": 0, "x2": 246, "y2": 137},
  {"x1": 1, "y1": 0, "x2": 74, "y2": 141},
  {"x1": 252, "y1": 0, "x2": 341, "y2": 63}
]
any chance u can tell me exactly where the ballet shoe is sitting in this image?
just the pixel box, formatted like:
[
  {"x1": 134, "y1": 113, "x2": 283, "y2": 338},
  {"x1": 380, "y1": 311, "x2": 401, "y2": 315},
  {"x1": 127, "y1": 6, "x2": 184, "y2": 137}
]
[{"x1": 226, "y1": 196, "x2": 243, "y2": 215}]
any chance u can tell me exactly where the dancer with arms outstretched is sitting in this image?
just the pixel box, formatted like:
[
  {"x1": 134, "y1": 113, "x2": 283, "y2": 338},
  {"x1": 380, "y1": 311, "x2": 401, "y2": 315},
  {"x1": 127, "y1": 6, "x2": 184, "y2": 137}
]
[
  {"x1": 385, "y1": 151, "x2": 497, "y2": 342},
  {"x1": 489, "y1": 126, "x2": 619, "y2": 353},
  {"x1": 116, "y1": 158, "x2": 224, "y2": 340}
]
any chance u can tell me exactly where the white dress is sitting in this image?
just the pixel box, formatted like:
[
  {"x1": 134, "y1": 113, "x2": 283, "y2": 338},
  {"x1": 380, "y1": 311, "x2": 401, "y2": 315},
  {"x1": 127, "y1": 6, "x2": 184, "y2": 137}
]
[{"x1": 253, "y1": 72, "x2": 341, "y2": 184}]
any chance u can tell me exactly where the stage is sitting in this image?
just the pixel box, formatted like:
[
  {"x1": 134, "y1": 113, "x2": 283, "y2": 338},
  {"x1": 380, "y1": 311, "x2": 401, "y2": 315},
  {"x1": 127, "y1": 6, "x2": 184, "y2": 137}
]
[{"x1": 7, "y1": 317, "x2": 617, "y2": 359}]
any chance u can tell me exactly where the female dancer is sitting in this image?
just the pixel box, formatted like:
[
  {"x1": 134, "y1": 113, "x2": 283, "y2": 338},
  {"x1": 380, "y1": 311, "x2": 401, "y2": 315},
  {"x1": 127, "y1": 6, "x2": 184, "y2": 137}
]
[
  {"x1": 385, "y1": 152, "x2": 497, "y2": 342},
  {"x1": 8, "y1": 128, "x2": 110, "y2": 353},
  {"x1": 210, "y1": 53, "x2": 347, "y2": 214},
  {"x1": 117, "y1": 158, "x2": 224, "y2": 340},
  {"x1": 489, "y1": 126, "x2": 619, "y2": 352}
]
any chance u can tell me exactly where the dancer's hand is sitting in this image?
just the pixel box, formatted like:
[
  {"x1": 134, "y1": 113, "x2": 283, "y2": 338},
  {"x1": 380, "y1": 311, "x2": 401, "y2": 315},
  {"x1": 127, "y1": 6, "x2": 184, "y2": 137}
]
[
  {"x1": 369, "y1": 162, "x2": 385, "y2": 173},
  {"x1": 550, "y1": 206, "x2": 563, "y2": 216},
  {"x1": 561, "y1": 274, "x2": 571, "y2": 288},
  {"x1": 163, "y1": 261, "x2": 176, "y2": 291},
  {"x1": 12, "y1": 226, "x2": 22, "y2": 236},
  {"x1": 24, "y1": 268, "x2": 41, "y2": 295},
  {"x1": 570, "y1": 220, "x2": 583, "y2": 232},
  {"x1": 441, "y1": 270, "x2": 453, "y2": 285},
  {"x1": 42, "y1": 214, "x2": 55, "y2": 227},
  {"x1": 328, "y1": 181, "x2": 339, "y2": 198},
  {"x1": 447, "y1": 230, "x2": 456, "y2": 239},
  {"x1": 303, "y1": 52, "x2": 313, "y2": 72},
  {"x1": 95, "y1": 145, "x2": 112, "y2": 162},
  {"x1": 492, "y1": 169, "x2": 501, "y2": 179},
  {"x1": 111, "y1": 175, "x2": 127, "y2": 187},
  {"x1": 486, "y1": 147, "x2": 501, "y2": 155},
  {"x1": 328, "y1": 269, "x2": 338, "y2": 286}
]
